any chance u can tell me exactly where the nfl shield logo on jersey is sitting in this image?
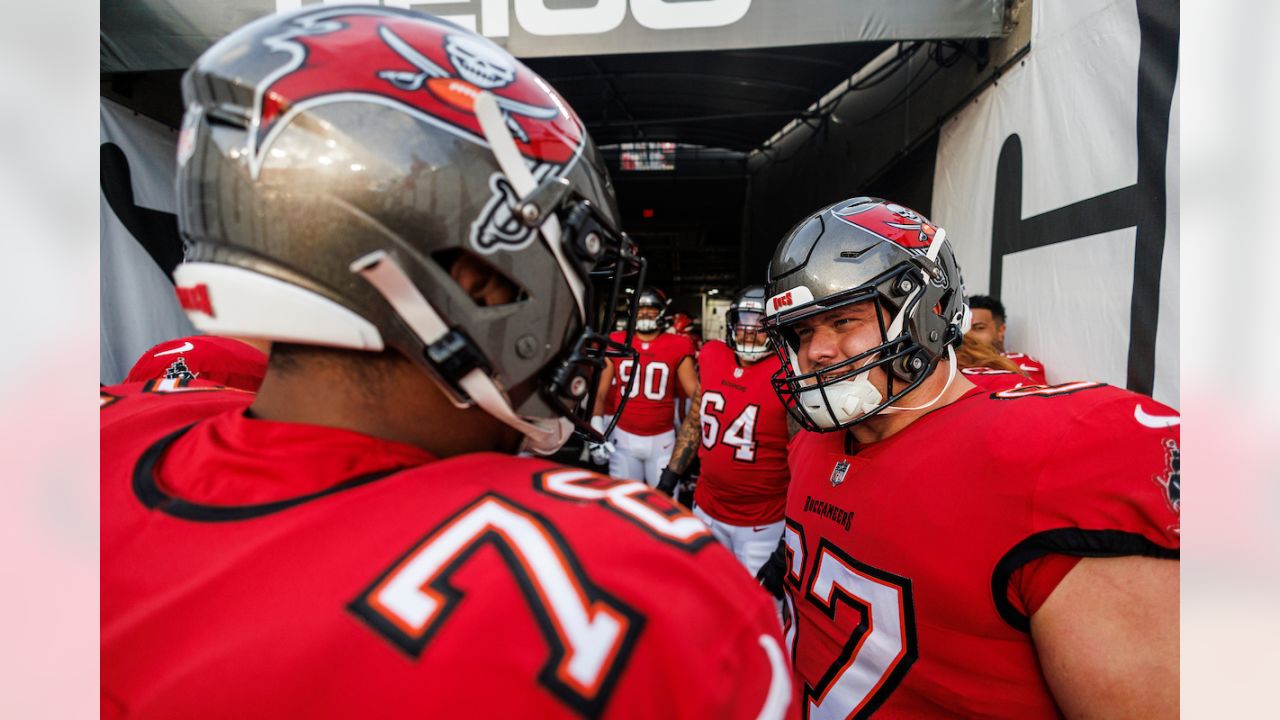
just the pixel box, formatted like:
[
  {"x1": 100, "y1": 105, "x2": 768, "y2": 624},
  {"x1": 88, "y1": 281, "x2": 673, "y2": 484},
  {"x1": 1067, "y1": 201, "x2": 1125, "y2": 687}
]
[{"x1": 830, "y1": 459, "x2": 850, "y2": 487}]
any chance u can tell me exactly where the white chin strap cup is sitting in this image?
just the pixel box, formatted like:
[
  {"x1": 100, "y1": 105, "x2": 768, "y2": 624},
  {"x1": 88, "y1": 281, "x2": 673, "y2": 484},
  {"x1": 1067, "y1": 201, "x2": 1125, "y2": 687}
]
[{"x1": 797, "y1": 375, "x2": 883, "y2": 429}]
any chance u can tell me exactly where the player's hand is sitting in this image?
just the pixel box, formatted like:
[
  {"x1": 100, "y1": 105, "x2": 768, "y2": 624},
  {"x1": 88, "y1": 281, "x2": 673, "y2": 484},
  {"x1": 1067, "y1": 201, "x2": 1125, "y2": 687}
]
[
  {"x1": 675, "y1": 478, "x2": 696, "y2": 508},
  {"x1": 755, "y1": 539, "x2": 787, "y2": 600},
  {"x1": 657, "y1": 468, "x2": 683, "y2": 496},
  {"x1": 586, "y1": 439, "x2": 614, "y2": 465}
]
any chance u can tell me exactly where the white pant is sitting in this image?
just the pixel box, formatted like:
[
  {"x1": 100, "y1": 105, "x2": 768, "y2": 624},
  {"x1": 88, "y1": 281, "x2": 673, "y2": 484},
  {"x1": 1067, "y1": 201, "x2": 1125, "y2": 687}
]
[
  {"x1": 692, "y1": 504, "x2": 785, "y2": 577},
  {"x1": 608, "y1": 427, "x2": 675, "y2": 487}
]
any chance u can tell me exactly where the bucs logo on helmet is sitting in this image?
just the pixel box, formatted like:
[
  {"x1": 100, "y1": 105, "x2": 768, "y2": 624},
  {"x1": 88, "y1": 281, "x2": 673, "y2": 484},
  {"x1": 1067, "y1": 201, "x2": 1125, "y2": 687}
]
[
  {"x1": 831, "y1": 201, "x2": 938, "y2": 250},
  {"x1": 250, "y1": 8, "x2": 583, "y2": 180},
  {"x1": 248, "y1": 8, "x2": 591, "y2": 255}
]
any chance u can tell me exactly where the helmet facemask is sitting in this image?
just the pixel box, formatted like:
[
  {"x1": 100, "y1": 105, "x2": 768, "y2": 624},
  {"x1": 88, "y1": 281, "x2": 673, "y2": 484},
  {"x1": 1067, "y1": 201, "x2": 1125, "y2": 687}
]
[{"x1": 728, "y1": 308, "x2": 770, "y2": 363}]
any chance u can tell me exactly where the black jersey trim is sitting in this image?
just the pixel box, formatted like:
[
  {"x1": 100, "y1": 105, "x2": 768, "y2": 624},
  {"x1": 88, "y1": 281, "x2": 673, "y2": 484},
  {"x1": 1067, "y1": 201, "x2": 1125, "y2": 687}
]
[
  {"x1": 991, "y1": 528, "x2": 1180, "y2": 633},
  {"x1": 132, "y1": 424, "x2": 400, "y2": 522}
]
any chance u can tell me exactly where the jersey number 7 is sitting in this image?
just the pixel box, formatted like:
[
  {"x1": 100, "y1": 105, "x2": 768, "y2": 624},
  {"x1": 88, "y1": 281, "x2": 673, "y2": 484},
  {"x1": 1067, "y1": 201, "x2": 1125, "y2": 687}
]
[
  {"x1": 350, "y1": 493, "x2": 644, "y2": 717},
  {"x1": 784, "y1": 523, "x2": 918, "y2": 720}
]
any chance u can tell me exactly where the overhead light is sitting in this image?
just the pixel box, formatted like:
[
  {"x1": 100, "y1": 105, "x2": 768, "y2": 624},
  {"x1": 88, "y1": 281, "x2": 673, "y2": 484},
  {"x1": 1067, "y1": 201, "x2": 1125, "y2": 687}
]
[{"x1": 707, "y1": 289, "x2": 720, "y2": 296}]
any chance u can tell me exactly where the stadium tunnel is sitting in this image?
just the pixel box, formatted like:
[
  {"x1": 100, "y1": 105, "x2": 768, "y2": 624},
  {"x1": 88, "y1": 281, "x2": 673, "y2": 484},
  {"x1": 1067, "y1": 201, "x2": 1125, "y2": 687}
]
[
  {"x1": 101, "y1": 0, "x2": 1180, "y2": 408},
  {"x1": 102, "y1": 0, "x2": 1022, "y2": 335}
]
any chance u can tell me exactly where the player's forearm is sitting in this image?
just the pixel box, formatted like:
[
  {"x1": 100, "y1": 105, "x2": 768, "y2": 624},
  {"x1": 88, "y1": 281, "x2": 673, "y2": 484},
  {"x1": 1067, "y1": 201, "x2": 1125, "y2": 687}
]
[{"x1": 666, "y1": 401, "x2": 701, "y2": 475}]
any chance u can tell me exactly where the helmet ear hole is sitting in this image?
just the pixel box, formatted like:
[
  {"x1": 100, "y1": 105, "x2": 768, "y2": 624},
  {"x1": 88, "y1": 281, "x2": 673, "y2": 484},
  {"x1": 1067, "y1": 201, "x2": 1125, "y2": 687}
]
[{"x1": 432, "y1": 248, "x2": 527, "y2": 307}]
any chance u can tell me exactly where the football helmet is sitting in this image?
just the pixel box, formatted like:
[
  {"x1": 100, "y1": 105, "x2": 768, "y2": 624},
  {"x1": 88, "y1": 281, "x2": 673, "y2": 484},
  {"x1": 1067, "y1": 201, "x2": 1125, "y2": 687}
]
[
  {"x1": 171, "y1": 5, "x2": 643, "y2": 452},
  {"x1": 669, "y1": 312, "x2": 693, "y2": 335},
  {"x1": 635, "y1": 287, "x2": 671, "y2": 333},
  {"x1": 762, "y1": 197, "x2": 969, "y2": 431},
  {"x1": 725, "y1": 285, "x2": 770, "y2": 363}
]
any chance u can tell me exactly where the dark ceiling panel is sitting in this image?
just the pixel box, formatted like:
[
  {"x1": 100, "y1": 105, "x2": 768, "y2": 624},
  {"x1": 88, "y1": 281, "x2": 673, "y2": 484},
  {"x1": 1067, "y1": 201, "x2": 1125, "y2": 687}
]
[{"x1": 525, "y1": 41, "x2": 892, "y2": 152}]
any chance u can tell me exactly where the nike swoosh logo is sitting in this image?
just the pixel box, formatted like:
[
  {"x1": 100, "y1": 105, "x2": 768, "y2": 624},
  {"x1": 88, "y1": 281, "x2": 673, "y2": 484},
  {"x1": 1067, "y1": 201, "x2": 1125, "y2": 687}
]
[
  {"x1": 154, "y1": 341, "x2": 195, "y2": 357},
  {"x1": 752, "y1": 526, "x2": 769, "y2": 533},
  {"x1": 1134, "y1": 404, "x2": 1180, "y2": 428},
  {"x1": 1019, "y1": 364, "x2": 1038, "y2": 372}
]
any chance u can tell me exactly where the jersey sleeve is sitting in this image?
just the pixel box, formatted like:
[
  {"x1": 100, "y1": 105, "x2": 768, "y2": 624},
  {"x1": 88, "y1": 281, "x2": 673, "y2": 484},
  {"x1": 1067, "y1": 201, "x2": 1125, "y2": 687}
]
[
  {"x1": 992, "y1": 390, "x2": 1179, "y2": 631},
  {"x1": 125, "y1": 336, "x2": 268, "y2": 392},
  {"x1": 1005, "y1": 553, "x2": 1082, "y2": 618}
]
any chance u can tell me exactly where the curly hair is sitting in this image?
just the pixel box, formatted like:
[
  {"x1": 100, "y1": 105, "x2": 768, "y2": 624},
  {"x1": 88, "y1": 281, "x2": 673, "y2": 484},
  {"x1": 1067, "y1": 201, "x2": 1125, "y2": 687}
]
[{"x1": 955, "y1": 334, "x2": 1023, "y2": 374}]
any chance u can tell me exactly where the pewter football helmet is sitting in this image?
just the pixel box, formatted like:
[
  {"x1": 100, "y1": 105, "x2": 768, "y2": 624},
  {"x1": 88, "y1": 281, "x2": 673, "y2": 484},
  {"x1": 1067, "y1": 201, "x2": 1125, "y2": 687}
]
[
  {"x1": 726, "y1": 285, "x2": 770, "y2": 363},
  {"x1": 173, "y1": 5, "x2": 643, "y2": 450},
  {"x1": 634, "y1": 287, "x2": 671, "y2": 333},
  {"x1": 763, "y1": 197, "x2": 968, "y2": 431}
]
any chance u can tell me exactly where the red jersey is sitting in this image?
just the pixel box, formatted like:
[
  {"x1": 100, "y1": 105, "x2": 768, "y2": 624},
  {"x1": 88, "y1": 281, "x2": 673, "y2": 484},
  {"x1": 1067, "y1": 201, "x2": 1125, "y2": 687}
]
[
  {"x1": 125, "y1": 335, "x2": 267, "y2": 392},
  {"x1": 781, "y1": 383, "x2": 1179, "y2": 718},
  {"x1": 102, "y1": 382, "x2": 792, "y2": 719},
  {"x1": 959, "y1": 366, "x2": 1028, "y2": 392},
  {"x1": 608, "y1": 331, "x2": 695, "y2": 436},
  {"x1": 692, "y1": 341, "x2": 790, "y2": 526},
  {"x1": 1003, "y1": 351, "x2": 1048, "y2": 385}
]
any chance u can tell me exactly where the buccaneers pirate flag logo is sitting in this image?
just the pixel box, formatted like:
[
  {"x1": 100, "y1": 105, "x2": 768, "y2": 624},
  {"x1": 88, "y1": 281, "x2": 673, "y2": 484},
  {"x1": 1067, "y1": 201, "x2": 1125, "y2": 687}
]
[
  {"x1": 832, "y1": 201, "x2": 939, "y2": 250},
  {"x1": 250, "y1": 8, "x2": 583, "y2": 174},
  {"x1": 242, "y1": 8, "x2": 586, "y2": 252}
]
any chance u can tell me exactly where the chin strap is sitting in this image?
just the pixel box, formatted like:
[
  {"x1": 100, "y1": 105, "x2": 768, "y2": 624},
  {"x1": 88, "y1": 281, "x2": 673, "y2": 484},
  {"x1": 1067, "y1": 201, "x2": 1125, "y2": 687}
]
[
  {"x1": 474, "y1": 92, "x2": 586, "y2": 320},
  {"x1": 351, "y1": 250, "x2": 571, "y2": 455}
]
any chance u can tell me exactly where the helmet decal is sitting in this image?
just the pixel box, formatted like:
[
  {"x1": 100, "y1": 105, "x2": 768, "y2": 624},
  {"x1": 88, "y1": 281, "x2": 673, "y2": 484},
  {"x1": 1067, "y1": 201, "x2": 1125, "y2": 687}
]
[
  {"x1": 765, "y1": 286, "x2": 814, "y2": 317},
  {"x1": 250, "y1": 8, "x2": 584, "y2": 180},
  {"x1": 832, "y1": 201, "x2": 938, "y2": 250}
]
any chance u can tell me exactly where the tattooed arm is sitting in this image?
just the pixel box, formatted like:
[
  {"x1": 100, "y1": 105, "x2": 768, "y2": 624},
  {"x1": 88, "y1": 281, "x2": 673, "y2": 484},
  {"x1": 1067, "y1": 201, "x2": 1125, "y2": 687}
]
[
  {"x1": 667, "y1": 381, "x2": 702, "y2": 475},
  {"x1": 657, "y1": 381, "x2": 701, "y2": 495}
]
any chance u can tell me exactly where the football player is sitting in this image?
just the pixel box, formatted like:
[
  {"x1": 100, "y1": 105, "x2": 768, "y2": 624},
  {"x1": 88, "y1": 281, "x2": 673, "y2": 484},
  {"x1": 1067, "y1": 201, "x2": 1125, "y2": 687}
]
[
  {"x1": 668, "y1": 311, "x2": 702, "y2": 349},
  {"x1": 101, "y1": 7, "x2": 793, "y2": 718},
  {"x1": 954, "y1": 333, "x2": 1029, "y2": 392},
  {"x1": 656, "y1": 285, "x2": 792, "y2": 577},
  {"x1": 967, "y1": 294, "x2": 1050, "y2": 384},
  {"x1": 592, "y1": 286, "x2": 698, "y2": 487},
  {"x1": 757, "y1": 197, "x2": 1178, "y2": 718}
]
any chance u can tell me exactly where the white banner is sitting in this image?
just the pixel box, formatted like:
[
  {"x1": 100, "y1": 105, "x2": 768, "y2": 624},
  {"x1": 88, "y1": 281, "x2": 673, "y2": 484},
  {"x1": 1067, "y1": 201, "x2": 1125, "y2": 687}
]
[
  {"x1": 100, "y1": 98, "x2": 194, "y2": 384},
  {"x1": 932, "y1": 0, "x2": 1178, "y2": 407}
]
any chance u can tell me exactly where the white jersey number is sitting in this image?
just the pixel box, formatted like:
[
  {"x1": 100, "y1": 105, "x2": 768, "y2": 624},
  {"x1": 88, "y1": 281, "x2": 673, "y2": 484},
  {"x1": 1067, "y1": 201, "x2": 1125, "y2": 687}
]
[
  {"x1": 617, "y1": 359, "x2": 671, "y2": 401},
  {"x1": 785, "y1": 528, "x2": 917, "y2": 720},
  {"x1": 699, "y1": 391, "x2": 759, "y2": 461},
  {"x1": 536, "y1": 468, "x2": 712, "y2": 548},
  {"x1": 351, "y1": 494, "x2": 640, "y2": 716}
]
